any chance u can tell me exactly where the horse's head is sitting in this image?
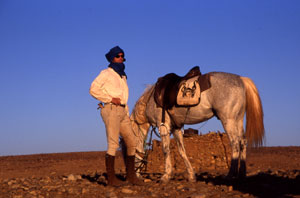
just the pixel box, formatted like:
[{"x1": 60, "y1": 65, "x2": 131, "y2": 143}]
[
  {"x1": 130, "y1": 85, "x2": 154, "y2": 154},
  {"x1": 130, "y1": 114, "x2": 150, "y2": 154}
]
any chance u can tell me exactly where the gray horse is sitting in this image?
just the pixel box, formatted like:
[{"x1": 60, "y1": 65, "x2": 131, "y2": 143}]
[{"x1": 130, "y1": 72, "x2": 264, "y2": 183}]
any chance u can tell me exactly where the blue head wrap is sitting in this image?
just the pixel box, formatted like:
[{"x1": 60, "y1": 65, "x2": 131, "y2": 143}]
[
  {"x1": 105, "y1": 46, "x2": 126, "y2": 62},
  {"x1": 105, "y1": 46, "x2": 127, "y2": 78}
]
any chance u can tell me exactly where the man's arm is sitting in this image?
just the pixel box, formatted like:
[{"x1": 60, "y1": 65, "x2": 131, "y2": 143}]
[{"x1": 89, "y1": 70, "x2": 111, "y2": 103}]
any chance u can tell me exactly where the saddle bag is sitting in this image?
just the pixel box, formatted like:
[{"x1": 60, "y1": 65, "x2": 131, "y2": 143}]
[{"x1": 176, "y1": 76, "x2": 201, "y2": 106}]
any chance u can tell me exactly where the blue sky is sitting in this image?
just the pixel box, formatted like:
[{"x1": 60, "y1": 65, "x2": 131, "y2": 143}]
[{"x1": 0, "y1": 0, "x2": 299, "y2": 156}]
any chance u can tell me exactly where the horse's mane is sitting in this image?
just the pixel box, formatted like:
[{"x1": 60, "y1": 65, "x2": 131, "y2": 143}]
[{"x1": 131, "y1": 85, "x2": 155, "y2": 124}]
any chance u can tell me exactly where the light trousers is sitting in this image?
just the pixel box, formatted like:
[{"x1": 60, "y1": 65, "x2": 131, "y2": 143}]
[{"x1": 100, "y1": 104, "x2": 137, "y2": 156}]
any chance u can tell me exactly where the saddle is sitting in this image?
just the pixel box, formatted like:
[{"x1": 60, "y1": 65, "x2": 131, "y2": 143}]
[
  {"x1": 154, "y1": 66, "x2": 211, "y2": 109},
  {"x1": 154, "y1": 66, "x2": 211, "y2": 127}
]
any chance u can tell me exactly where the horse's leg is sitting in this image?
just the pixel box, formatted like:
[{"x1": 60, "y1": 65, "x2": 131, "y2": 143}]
[
  {"x1": 173, "y1": 129, "x2": 196, "y2": 182},
  {"x1": 238, "y1": 137, "x2": 247, "y2": 179},
  {"x1": 238, "y1": 119, "x2": 247, "y2": 178},
  {"x1": 222, "y1": 119, "x2": 242, "y2": 178},
  {"x1": 159, "y1": 124, "x2": 172, "y2": 183}
]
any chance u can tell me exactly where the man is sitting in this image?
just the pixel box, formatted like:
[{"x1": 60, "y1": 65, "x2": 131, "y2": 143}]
[{"x1": 90, "y1": 46, "x2": 143, "y2": 186}]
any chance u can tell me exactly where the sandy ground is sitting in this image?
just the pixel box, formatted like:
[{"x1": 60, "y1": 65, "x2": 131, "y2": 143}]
[{"x1": 0, "y1": 134, "x2": 299, "y2": 198}]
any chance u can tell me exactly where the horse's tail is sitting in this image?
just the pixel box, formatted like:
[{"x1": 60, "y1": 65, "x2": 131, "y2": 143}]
[{"x1": 241, "y1": 77, "x2": 265, "y2": 147}]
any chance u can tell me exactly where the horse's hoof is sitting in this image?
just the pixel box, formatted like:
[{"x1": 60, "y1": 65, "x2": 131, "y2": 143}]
[
  {"x1": 160, "y1": 175, "x2": 170, "y2": 183},
  {"x1": 188, "y1": 178, "x2": 196, "y2": 183},
  {"x1": 136, "y1": 173, "x2": 143, "y2": 179},
  {"x1": 188, "y1": 175, "x2": 196, "y2": 182}
]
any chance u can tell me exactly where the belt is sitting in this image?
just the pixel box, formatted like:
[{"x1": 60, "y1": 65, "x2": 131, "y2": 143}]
[{"x1": 104, "y1": 103, "x2": 126, "y2": 108}]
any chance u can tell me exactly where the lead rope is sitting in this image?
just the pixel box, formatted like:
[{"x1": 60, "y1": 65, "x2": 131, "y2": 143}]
[
  {"x1": 180, "y1": 107, "x2": 191, "y2": 133},
  {"x1": 183, "y1": 107, "x2": 190, "y2": 124}
]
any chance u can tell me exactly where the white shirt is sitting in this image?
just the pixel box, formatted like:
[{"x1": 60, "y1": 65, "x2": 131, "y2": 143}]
[{"x1": 90, "y1": 68, "x2": 129, "y2": 105}]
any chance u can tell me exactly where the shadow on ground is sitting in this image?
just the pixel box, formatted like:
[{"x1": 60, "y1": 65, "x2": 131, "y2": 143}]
[
  {"x1": 81, "y1": 170, "x2": 300, "y2": 197},
  {"x1": 196, "y1": 170, "x2": 300, "y2": 198},
  {"x1": 81, "y1": 172, "x2": 129, "y2": 186}
]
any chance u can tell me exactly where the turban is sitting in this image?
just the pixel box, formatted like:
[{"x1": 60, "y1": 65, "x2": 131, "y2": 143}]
[{"x1": 105, "y1": 46, "x2": 126, "y2": 62}]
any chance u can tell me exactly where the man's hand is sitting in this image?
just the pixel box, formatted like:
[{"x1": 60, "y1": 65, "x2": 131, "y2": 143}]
[{"x1": 111, "y1": 98, "x2": 121, "y2": 105}]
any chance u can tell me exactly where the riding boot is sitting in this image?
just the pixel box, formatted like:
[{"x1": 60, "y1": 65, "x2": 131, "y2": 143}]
[
  {"x1": 105, "y1": 154, "x2": 125, "y2": 187},
  {"x1": 126, "y1": 155, "x2": 144, "y2": 185}
]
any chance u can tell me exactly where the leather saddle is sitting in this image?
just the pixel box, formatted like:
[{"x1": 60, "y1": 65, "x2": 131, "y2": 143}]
[{"x1": 154, "y1": 66, "x2": 211, "y2": 110}]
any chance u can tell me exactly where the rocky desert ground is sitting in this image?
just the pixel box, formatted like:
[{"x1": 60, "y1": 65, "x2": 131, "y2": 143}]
[{"x1": 0, "y1": 132, "x2": 299, "y2": 198}]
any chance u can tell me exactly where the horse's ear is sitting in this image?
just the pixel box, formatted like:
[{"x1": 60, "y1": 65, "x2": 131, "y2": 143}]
[
  {"x1": 181, "y1": 86, "x2": 186, "y2": 92},
  {"x1": 192, "y1": 82, "x2": 197, "y2": 90}
]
